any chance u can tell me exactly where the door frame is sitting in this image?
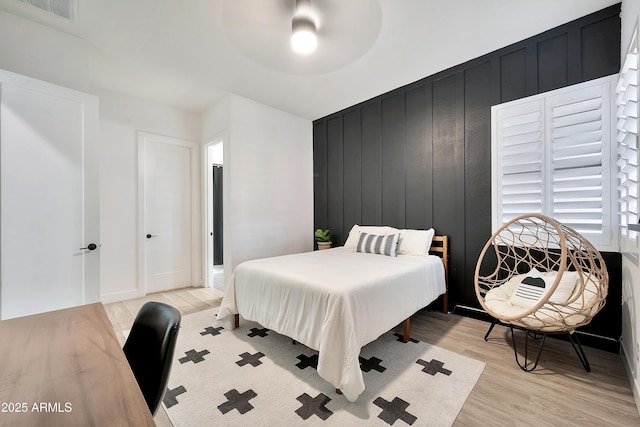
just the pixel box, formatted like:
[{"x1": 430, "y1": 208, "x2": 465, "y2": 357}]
[
  {"x1": 203, "y1": 134, "x2": 225, "y2": 288},
  {"x1": 137, "y1": 132, "x2": 200, "y2": 296}
]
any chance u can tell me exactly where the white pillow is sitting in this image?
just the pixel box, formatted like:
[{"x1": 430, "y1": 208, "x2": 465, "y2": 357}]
[
  {"x1": 546, "y1": 270, "x2": 579, "y2": 304},
  {"x1": 397, "y1": 228, "x2": 435, "y2": 256},
  {"x1": 343, "y1": 225, "x2": 399, "y2": 249},
  {"x1": 354, "y1": 232, "x2": 401, "y2": 257},
  {"x1": 509, "y1": 268, "x2": 578, "y2": 309}
]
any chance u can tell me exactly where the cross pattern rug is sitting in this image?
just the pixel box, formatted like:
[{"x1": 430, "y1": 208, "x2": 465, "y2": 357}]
[{"x1": 163, "y1": 308, "x2": 485, "y2": 426}]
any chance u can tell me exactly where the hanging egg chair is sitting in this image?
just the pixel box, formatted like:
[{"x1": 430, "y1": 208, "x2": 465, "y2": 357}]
[{"x1": 474, "y1": 214, "x2": 608, "y2": 371}]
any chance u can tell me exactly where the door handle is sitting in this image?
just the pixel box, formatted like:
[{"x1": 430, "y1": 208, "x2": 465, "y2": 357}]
[
  {"x1": 146, "y1": 234, "x2": 157, "y2": 239},
  {"x1": 80, "y1": 243, "x2": 98, "y2": 251}
]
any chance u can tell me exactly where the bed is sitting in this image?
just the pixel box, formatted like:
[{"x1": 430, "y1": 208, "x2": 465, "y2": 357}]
[{"x1": 216, "y1": 227, "x2": 448, "y2": 402}]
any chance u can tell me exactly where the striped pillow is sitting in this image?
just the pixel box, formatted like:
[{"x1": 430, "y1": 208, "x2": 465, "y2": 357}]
[{"x1": 354, "y1": 232, "x2": 400, "y2": 257}]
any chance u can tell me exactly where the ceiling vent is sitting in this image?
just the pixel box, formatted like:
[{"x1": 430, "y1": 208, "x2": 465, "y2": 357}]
[{"x1": 17, "y1": 0, "x2": 76, "y2": 20}]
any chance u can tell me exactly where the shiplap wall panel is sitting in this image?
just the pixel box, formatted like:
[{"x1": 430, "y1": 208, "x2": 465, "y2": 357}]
[
  {"x1": 405, "y1": 84, "x2": 433, "y2": 230},
  {"x1": 343, "y1": 110, "x2": 362, "y2": 242},
  {"x1": 582, "y1": 14, "x2": 622, "y2": 81},
  {"x1": 381, "y1": 93, "x2": 406, "y2": 229},
  {"x1": 432, "y1": 73, "x2": 465, "y2": 292},
  {"x1": 464, "y1": 61, "x2": 494, "y2": 298},
  {"x1": 500, "y1": 48, "x2": 527, "y2": 103},
  {"x1": 538, "y1": 33, "x2": 569, "y2": 93},
  {"x1": 312, "y1": 122, "x2": 327, "y2": 230},
  {"x1": 361, "y1": 102, "x2": 383, "y2": 226},
  {"x1": 326, "y1": 117, "x2": 344, "y2": 241}
]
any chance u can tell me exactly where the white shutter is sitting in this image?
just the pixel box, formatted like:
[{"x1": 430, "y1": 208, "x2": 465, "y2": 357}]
[
  {"x1": 492, "y1": 75, "x2": 618, "y2": 251},
  {"x1": 617, "y1": 31, "x2": 639, "y2": 256},
  {"x1": 493, "y1": 100, "x2": 544, "y2": 227},
  {"x1": 547, "y1": 84, "x2": 610, "y2": 239}
]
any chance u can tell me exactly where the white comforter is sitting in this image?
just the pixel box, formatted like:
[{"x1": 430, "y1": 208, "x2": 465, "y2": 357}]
[{"x1": 216, "y1": 247, "x2": 446, "y2": 402}]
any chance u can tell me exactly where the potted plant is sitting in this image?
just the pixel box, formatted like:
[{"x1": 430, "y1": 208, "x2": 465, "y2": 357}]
[{"x1": 315, "y1": 228, "x2": 332, "y2": 250}]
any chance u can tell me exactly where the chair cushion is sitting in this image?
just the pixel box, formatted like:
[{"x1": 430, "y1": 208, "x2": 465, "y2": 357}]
[{"x1": 484, "y1": 273, "x2": 599, "y2": 332}]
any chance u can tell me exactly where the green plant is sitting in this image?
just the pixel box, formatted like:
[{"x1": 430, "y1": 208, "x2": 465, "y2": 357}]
[{"x1": 314, "y1": 228, "x2": 331, "y2": 242}]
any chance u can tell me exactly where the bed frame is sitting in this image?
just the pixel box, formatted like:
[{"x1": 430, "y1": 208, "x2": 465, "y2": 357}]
[
  {"x1": 430, "y1": 235, "x2": 449, "y2": 314},
  {"x1": 399, "y1": 235, "x2": 449, "y2": 343}
]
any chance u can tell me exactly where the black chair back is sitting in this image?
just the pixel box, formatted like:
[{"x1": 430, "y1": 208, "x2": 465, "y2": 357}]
[{"x1": 123, "y1": 301, "x2": 181, "y2": 415}]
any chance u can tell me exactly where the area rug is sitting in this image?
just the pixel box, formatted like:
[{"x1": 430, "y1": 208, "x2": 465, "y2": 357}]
[{"x1": 163, "y1": 308, "x2": 485, "y2": 426}]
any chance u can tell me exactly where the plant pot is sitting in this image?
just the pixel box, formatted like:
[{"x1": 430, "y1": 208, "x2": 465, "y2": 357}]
[{"x1": 317, "y1": 241, "x2": 332, "y2": 250}]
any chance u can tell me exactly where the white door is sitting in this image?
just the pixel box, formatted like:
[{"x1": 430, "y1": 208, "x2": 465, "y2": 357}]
[
  {"x1": 139, "y1": 133, "x2": 196, "y2": 293},
  {"x1": 0, "y1": 71, "x2": 99, "y2": 320}
]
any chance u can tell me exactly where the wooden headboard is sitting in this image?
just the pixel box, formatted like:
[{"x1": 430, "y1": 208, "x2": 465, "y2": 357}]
[{"x1": 429, "y1": 235, "x2": 449, "y2": 313}]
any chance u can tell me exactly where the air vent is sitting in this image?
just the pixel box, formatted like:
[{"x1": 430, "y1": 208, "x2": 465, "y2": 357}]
[{"x1": 18, "y1": 0, "x2": 75, "y2": 20}]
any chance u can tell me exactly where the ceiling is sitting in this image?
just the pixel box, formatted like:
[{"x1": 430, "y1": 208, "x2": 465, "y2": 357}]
[{"x1": 0, "y1": 0, "x2": 620, "y2": 120}]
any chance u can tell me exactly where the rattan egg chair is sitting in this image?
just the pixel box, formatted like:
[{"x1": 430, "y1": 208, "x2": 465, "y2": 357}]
[{"x1": 474, "y1": 214, "x2": 608, "y2": 372}]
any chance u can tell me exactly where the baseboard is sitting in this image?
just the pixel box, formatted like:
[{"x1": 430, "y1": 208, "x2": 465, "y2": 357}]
[
  {"x1": 100, "y1": 289, "x2": 141, "y2": 304},
  {"x1": 452, "y1": 305, "x2": 620, "y2": 353},
  {"x1": 451, "y1": 305, "x2": 493, "y2": 322},
  {"x1": 621, "y1": 340, "x2": 640, "y2": 416},
  {"x1": 101, "y1": 284, "x2": 210, "y2": 304}
]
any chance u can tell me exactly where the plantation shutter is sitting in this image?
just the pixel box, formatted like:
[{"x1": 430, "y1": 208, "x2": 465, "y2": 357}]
[
  {"x1": 617, "y1": 36, "x2": 639, "y2": 255},
  {"x1": 492, "y1": 75, "x2": 617, "y2": 251},
  {"x1": 547, "y1": 84, "x2": 610, "y2": 238},
  {"x1": 493, "y1": 100, "x2": 544, "y2": 225}
]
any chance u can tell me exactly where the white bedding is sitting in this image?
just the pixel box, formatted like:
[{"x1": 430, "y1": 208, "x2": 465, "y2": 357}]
[{"x1": 216, "y1": 247, "x2": 446, "y2": 402}]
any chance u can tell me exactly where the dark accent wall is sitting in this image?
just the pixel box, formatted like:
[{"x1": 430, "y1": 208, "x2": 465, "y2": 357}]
[{"x1": 313, "y1": 5, "x2": 622, "y2": 343}]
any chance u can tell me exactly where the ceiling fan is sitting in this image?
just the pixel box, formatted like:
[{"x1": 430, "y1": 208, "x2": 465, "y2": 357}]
[
  {"x1": 291, "y1": 0, "x2": 317, "y2": 54},
  {"x1": 221, "y1": 0, "x2": 382, "y2": 75}
]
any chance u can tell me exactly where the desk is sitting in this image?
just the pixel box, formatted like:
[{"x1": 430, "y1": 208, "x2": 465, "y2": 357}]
[{"x1": 0, "y1": 303, "x2": 155, "y2": 426}]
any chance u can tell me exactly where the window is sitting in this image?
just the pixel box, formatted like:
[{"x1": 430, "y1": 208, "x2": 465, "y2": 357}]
[{"x1": 492, "y1": 75, "x2": 618, "y2": 251}]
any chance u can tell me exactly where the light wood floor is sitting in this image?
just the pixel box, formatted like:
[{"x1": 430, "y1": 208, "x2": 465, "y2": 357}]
[{"x1": 105, "y1": 287, "x2": 640, "y2": 426}]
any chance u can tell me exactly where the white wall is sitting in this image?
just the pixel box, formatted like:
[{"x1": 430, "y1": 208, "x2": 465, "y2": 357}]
[
  {"x1": 620, "y1": 0, "x2": 640, "y2": 414},
  {"x1": 202, "y1": 96, "x2": 230, "y2": 142},
  {"x1": 97, "y1": 89, "x2": 202, "y2": 302},
  {"x1": 0, "y1": 11, "x2": 89, "y2": 92},
  {"x1": 202, "y1": 94, "x2": 314, "y2": 286}
]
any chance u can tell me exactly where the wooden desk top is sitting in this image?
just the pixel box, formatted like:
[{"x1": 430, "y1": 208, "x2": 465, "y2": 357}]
[{"x1": 0, "y1": 303, "x2": 155, "y2": 427}]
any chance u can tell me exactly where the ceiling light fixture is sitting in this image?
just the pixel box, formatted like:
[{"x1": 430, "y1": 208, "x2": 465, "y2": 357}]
[{"x1": 291, "y1": 0, "x2": 317, "y2": 54}]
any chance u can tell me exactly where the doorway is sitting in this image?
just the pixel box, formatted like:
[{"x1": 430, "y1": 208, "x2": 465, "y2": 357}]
[{"x1": 206, "y1": 140, "x2": 224, "y2": 291}]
